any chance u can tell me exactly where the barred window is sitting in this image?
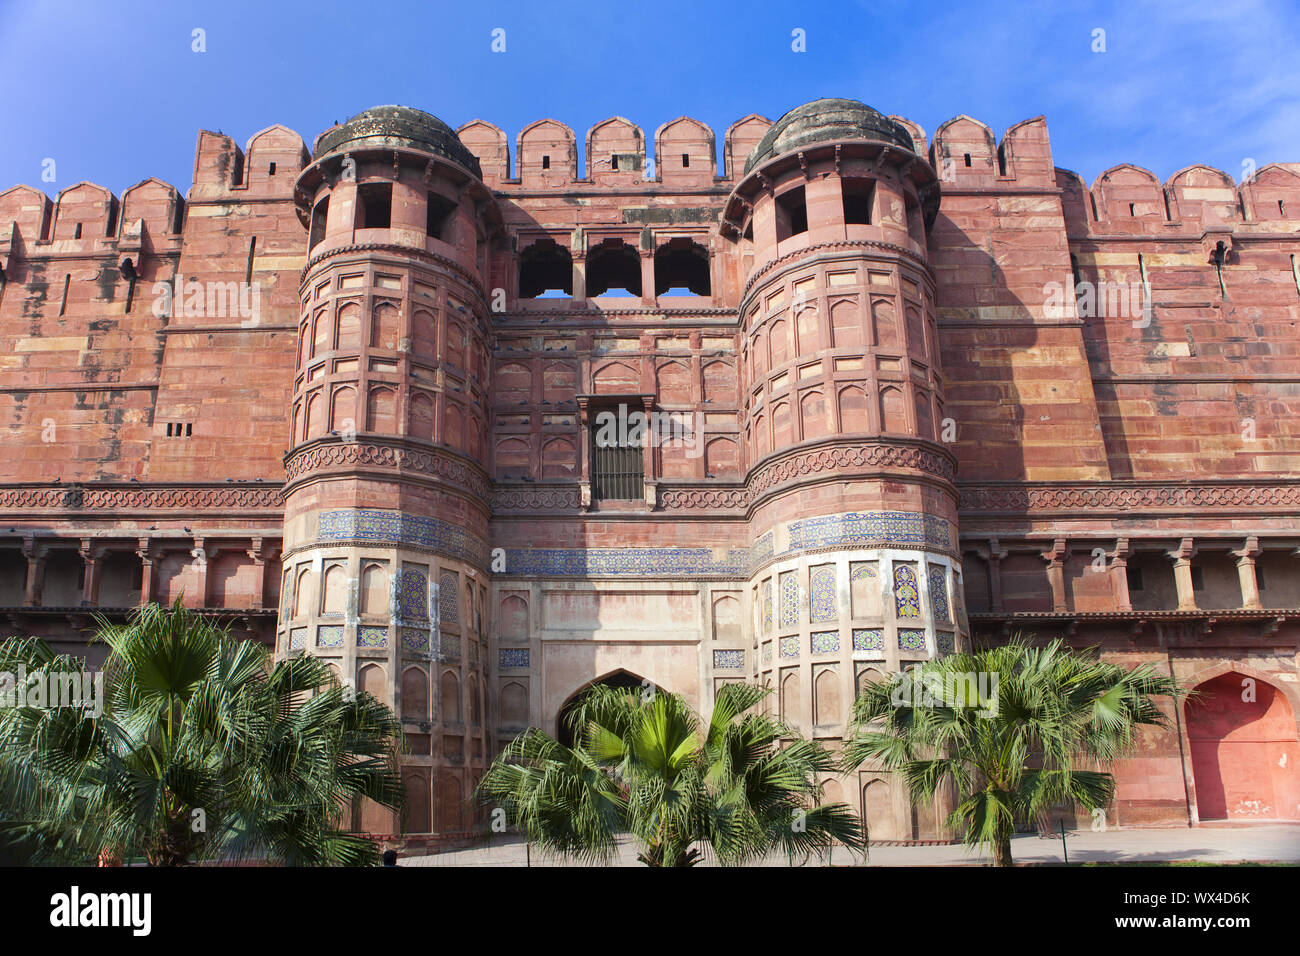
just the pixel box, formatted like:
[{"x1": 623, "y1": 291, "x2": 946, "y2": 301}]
[{"x1": 590, "y1": 414, "x2": 643, "y2": 501}]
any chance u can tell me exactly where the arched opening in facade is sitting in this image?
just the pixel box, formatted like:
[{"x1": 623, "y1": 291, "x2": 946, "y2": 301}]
[
  {"x1": 585, "y1": 240, "x2": 641, "y2": 297},
  {"x1": 556, "y1": 669, "x2": 659, "y2": 748},
  {"x1": 654, "y1": 239, "x2": 710, "y2": 296},
  {"x1": 1186, "y1": 671, "x2": 1300, "y2": 822},
  {"x1": 518, "y1": 240, "x2": 572, "y2": 298}
]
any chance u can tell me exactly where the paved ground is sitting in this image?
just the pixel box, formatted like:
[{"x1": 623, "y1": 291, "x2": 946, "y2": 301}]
[{"x1": 400, "y1": 823, "x2": 1300, "y2": 866}]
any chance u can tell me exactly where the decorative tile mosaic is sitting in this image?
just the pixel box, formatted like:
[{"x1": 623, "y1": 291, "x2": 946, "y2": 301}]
[
  {"x1": 897, "y1": 628, "x2": 927, "y2": 652},
  {"x1": 779, "y1": 572, "x2": 800, "y2": 628},
  {"x1": 317, "y1": 625, "x2": 344, "y2": 648},
  {"x1": 441, "y1": 634, "x2": 461, "y2": 659},
  {"x1": 751, "y1": 531, "x2": 774, "y2": 566},
  {"x1": 810, "y1": 564, "x2": 838, "y2": 623},
  {"x1": 499, "y1": 648, "x2": 530, "y2": 669},
  {"x1": 401, "y1": 628, "x2": 429, "y2": 652},
  {"x1": 852, "y1": 628, "x2": 884, "y2": 653},
  {"x1": 779, "y1": 636, "x2": 799, "y2": 658},
  {"x1": 504, "y1": 546, "x2": 749, "y2": 577},
  {"x1": 850, "y1": 561, "x2": 878, "y2": 582},
  {"x1": 289, "y1": 627, "x2": 307, "y2": 651},
  {"x1": 713, "y1": 649, "x2": 744, "y2": 670},
  {"x1": 936, "y1": 631, "x2": 955, "y2": 655},
  {"x1": 358, "y1": 626, "x2": 389, "y2": 648},
  {"x1": 953, "y1": 570, "x2": 965, "y2": 619},
  {"x1": 811, "y1": 631, "x2": 840, "y2": 654},
  {"x1": 317, "y1": 509, "x2": 487, "y2": 565},
  {"x1": 928, "y1": 564, "x2": 950, "y2": 623},
  {"x1": 893, "y1": 563, "x2": 921, "y2": 619},
  {"x1": 762, "y1": 579, "x2": 774, "y2": 634},
  {"x1": 780, "y1": 511, "x2": 950, "y2": 559},
  {"x1": 439, "y1": 572, "x2": 459, "y2": 624},
  {"x1": 762, "y1": 641, "x2": 773, "y2": 663},
  {"x1": 399, "y1": 566, "x2": 429, "y2": 620}
]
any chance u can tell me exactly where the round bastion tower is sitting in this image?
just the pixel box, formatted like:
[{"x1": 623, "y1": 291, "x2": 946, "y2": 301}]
[
  {"x1": 721, "y1": 99, "x2": 964, "y2": 840},
  {"x1": 278, "y1": 107, "x2": 501, "y2": 841}
]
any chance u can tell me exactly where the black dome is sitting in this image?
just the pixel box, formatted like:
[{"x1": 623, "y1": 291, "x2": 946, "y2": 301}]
[
  {"x1": 745, "y1": 98, "x2": 915, "y2": 174},
  {"x1": 313, "y1": 105, "x2": 481, "y2": 177}
]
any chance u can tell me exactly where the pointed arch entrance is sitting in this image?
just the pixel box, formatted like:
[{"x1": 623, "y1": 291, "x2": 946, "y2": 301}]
[
  {"x1": 556, "y1": 669, "x2": 659, "y2": 747},
  {"x1": 1186, "y1": 671, "x2": 1300, "y2": 822}
]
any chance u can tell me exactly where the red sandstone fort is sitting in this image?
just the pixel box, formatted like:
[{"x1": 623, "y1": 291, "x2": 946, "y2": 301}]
[{"x1": 1, "y1": 100, "x2": 1297, "y2": 843}]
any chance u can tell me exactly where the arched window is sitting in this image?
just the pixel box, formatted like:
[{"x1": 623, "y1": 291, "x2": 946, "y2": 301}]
[
  {"x1": 518, "y1": 240, "x2": 572, "y2": 298},
  {"x1": 653, "y1": 239, "x2": 710, "y2": 296},
  {"x1": 586, "y1": 240, "x2": 641, "y2": 297}
]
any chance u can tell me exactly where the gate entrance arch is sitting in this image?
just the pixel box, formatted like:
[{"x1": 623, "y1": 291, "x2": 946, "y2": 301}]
[
  {"x1": 556, "y1": 669, "x2": 659, "y2": 747},
  {"x1": 1186, "y1": 671, "x2": 1300, "y2": 822}
]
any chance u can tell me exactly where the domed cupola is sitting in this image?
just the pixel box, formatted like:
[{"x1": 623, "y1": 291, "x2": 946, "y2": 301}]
[
  {"x1": 313, "y1": 105, "x2": 482, "y2": 177},
  {"x1": 745, "y1": 97, "x2": 917, "y2": 173}
]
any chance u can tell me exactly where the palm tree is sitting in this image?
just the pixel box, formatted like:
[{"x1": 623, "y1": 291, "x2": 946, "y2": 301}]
[
  {"x1": 475, "y1": 681, "x2": 864, "y2": 866},
  {"x1": 841, "y1": 635, "x2": 1184, "y2": 866},
  {"x1": 0, "y1": 599, "x2": 403, "y2": 866}
]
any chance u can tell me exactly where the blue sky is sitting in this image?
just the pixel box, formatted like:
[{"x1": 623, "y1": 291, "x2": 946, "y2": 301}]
[{"x1": 1, "y1": 0, "x2": 1298, "y2": 198}]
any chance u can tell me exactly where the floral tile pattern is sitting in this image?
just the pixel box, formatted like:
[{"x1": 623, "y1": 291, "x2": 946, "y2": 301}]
[
  {"x1": 851, "y1": 628, "x2": 884, "y2": 653},
  {"x1": 928, "y1": 564, "x2": 950, "y2": 623},
  {"x1": 399, "y1": 566, "x2": 428, "y2": 620},
  {"x1": 762, "y1": 579, "x2": 774, "y2": 634},
  {"x1": 762, "y1": 641, "x2": 773, "y2": 663},
  {"x1": 401, "y1": 628, "x2": 429, "y2": 652},
  {"x1": 850, "y1": 561, "x2": 878, "y2": 582},
  {"x1": 936, "y1": 631, "x2": 955, "y2": 655},
  {"x1": 713, "y1": 650, "x2": 744, "y2": 670},
  {"x1": 358, "y1": 626, "x2": 389, "y2": 649},
  {"x1": 779, "y1": 636, "x2": 799, "y2": 658},
  {"x1": 810, "y1": 564, "x2": 838, "y2": 623},
  {"x1": 811, "y1": 631, "x2": 840, "y2": 654},
  {"x1": 893, "y1": 563, "x2": 921, "y2": 619},
  {"x1": 779, "y1": 571, "x2": 800, "y2": 628},
  {"x1": 897, "y1": 628, "x2": 926, "y2": 652},
  {"x1": 317, "y1": 625, "x2": 344, "y2": 648},
  {"x1": 498, "y1": 648, "x2": 529, "y2": 669},
  {"x1": 289, "y1": 627, "x2": 307, "y2": 651},
  {"x1": 439, "y1": 572, "x2": 459, "y2": 624}
]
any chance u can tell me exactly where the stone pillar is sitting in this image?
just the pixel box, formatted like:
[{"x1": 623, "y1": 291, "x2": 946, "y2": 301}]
[
  {"x1": 1232, "y1": 536, "x2": 1262, "y2": 610},
  {"x1": 136, "y1": 540, "x2": 156, "y2": 605},
  {"x1": 571, "y1": 250, "x2": 586, "y2": 302},
  {"x1": 22, "y1": 539, "x2": 44, "y2": 607},
  {"x1": 1168, "y1": 538, "x2": 1197, "y2": 611},
  {"x1": 79, "y1": 539, "x2": 101, "y2": 608},
  {"x1": 192, "y1": 539, "x2": 210, "y2": 608},
  {"x1": 640, "y1": 250, "x2": 656, "y2": 305},
  {"x1": 246, "y1": 538, "x2": 268, "y2": 611},
  {"x1": 1110, "y1": 537, "x2": 1132, "y2": 612},
  {"x1": 1042, "y1": 538, "x2": 1068, "y2": 613},
  {"x1": 987, "y1": 538, "x2": 1007, "y2": 613}
]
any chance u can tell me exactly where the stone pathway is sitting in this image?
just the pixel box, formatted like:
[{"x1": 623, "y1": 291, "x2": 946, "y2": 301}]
[{"x1": 399, "y1": 822, "x2": 1300, "y2": 867}]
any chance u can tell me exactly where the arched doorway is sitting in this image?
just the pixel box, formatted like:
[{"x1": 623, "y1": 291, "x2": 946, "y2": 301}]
[
  {"x1": 556, "y1": 670, "x2": 657, "y2": 748},
  {"x1": 1186, "y1": 672, "x2": 1300, "y2": 822}
]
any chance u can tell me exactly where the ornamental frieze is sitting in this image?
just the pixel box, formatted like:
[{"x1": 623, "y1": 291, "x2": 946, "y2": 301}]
[
  {"x1": 283, "y1": 440, "x2": 490, "y2": 500},
  {"x1": 0, "y1": 484, "x2": 283, "y2": 511},
  {"x1": 959, "y1": 482, "x2": 1300, "y2": 513}
]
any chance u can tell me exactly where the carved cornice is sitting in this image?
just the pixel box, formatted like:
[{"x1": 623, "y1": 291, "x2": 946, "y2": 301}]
[
  {"x1": 490, "y1": 486, "x2": 582, "y2": 511},
  {"x1": 300, "y1": 242, "x2": 486, "y2": 301},
  {"x1": 283, "y1": 438, "x2": 491, "y2": 501},
  {"x1": 658, "y1": 487, "x2": 749, "y2": 510},
  {"x1": 959, "y1": 481, "x2": 1300, "y2": 514},
  {"x1": 0, "y1": 484, "x2": 283, "y2": 513},
  {"x1": 747, "y1": 439, "x2": 957, "y2": 503},
  {"x1": 742, "y1": 240, "x2": 932, "y2": 303}
]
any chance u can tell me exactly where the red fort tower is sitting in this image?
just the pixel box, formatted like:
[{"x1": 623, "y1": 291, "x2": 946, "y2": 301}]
[{"x1": 2, "y1": 99, "x2": 1298, "y2": 844}]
